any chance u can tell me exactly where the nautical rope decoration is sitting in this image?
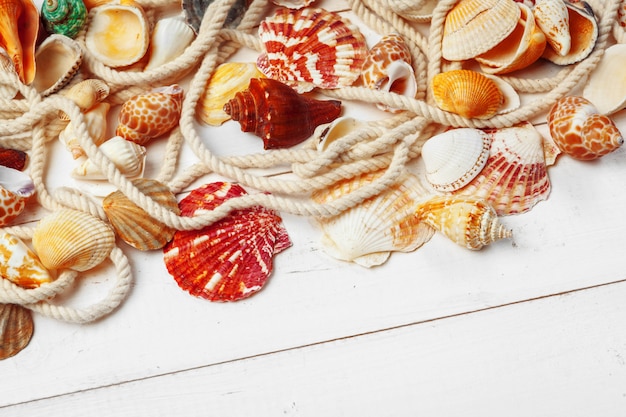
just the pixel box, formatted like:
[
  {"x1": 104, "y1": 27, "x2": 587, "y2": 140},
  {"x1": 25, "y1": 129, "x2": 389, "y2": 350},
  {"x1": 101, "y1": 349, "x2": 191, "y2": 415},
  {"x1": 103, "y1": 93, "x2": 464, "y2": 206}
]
[{"x1": 0, "y1": 0, "x2": 623, "y2": 326}]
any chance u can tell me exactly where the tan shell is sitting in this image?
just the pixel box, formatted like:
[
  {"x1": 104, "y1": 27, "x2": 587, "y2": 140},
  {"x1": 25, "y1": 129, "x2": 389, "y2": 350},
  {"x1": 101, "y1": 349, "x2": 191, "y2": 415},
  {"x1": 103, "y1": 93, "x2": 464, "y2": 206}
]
[
  {"x1": 32, "y1": 34, "x2": 82, "y2": 96},
  {"x1": 431, "y1": 69, "x2": 504, "y2": 119},
  {"x1": 71, "y1": 136, "x2": 146, "y2": 180},
  {"x1": 533, "y1": 0, "x2": 571, "y2": 56},
  {"x1": 103, "y1": 178, "x2": 180, "y2": 251},
  {"x1": 32, "y1": 208, "x2": 115, "y2": 271},
  {"x1": 84, "y1": 0, "x2": 150, "y2": 67},
  {"x1": 59, "y1": 101, "x2": 110, "y2": 159},
  {"x1": 442, "y1": 0, "x2": 521, "y2": 61},
  {"x1": 0, "y1": 304, "x2": 34, "y2": 360},
  {"x1": 59, "y1": 78, "x2": 110, "y2": 120},
  {"x1": 582, "y1": 44, "x2": 626, "y2": 115}
]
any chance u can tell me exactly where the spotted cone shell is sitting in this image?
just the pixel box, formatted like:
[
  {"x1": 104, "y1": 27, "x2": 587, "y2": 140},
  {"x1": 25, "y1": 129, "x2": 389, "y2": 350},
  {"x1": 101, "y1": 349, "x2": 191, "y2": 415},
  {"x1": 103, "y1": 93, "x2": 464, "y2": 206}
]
[{"x1": 163, "y1": 182, "x2": 292, "y2": 302}]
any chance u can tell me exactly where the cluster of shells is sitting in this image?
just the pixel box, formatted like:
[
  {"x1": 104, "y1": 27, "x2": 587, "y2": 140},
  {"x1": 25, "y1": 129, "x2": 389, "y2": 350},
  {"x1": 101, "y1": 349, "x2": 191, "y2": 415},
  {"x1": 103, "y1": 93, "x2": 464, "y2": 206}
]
[{"x1": 0, "y1": 0, "x2": 625, "y2": 358}]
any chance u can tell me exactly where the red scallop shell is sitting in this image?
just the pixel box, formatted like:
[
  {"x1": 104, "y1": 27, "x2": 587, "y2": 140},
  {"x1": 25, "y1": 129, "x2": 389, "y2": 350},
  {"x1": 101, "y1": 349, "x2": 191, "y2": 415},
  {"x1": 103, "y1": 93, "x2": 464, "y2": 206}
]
[
  {"x1": 257, "y1": 7, "x2": 367, "y2": 90},
  {"x1": 163, "y1": 182, "x2": 292, "y2": 302}
]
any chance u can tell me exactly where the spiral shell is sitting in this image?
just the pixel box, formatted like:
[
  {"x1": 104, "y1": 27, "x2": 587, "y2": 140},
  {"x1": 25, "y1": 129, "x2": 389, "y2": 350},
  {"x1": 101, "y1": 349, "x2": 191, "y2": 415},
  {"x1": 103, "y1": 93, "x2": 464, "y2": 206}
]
[
  {"x1": 0, "y1": 0, "x2": 40, "y2": 84},
  {"x1": 0, "y1": 304, "x2": 34, "y2": 360},
  {"x1": 0, "y1": 231, "x2": 52, "y2": 288},
  {"x1": 40, "y1": 0, "x2": 88, "y2": 38},
  {"x1": 32, "y1": 34, "x2": 83, "y2": 96},
  {"x1": 103, "y1": 178, "x2": 180, "y2": 251},
  {"x1": 32, "y1": 208, "x2": 115, "y2": 271},
  {"x1": 547, "y1": 96, "x2": 624, "y2": 160},
  {"x1": 116, "y1": 84, "x2": 183, "y2": 145},
  {"x1": 415, "y1": 195, "x2": 512, "y2": 250},
  {"x1": 0, "y1": 166, "x2": 35, "y2": 226},
  {"x1": 223, "y1": 78, "x2": 342, "y2": 149},
  {"x1": 71, "y1": 136, "x2": 146, "y2": 179}
]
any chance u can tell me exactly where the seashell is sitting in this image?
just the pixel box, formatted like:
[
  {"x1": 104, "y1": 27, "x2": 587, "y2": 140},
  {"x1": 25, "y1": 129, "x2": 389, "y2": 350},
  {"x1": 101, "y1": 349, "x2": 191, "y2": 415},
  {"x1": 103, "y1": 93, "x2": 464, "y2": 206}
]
[
  {"x1": 311, "y1": 170, "x2": 434, "y2": 267},
  {"x1": 0, "y1": 166, "x2": 35, "y2": 226},
  {"x1": 82, "y1": 0, "x2": 110, "y2": 9},
  {"x1": 59, "y1": 101, "x2": 110, "y2": 159},
  {"x1": 533, "y1": 0, "x2": 570, "y2": 56},
  {"x1": 40, "y1": 0, "x2": 88, "y2": 39},
  {"x1": 144, "y1": 14, "x2": 195, "y2": 71},
  {"x1": 59, "y1": 78, "x2": 110, "y2": 120},
  {"x1": 0, "y1": 49, "x2": 19, "y2": 98},
  {"x1": 32, "y1": 208, "x2": 115, "y2": 271},
  {"x1": 0, "y1": 0, "x2": 40, "y2": 84},
  {"x1": 163, "y1": 182, "x2": 292, "y2": 302},
  {"x1": 475, "y1": 2, "x2": 547, "y2": 74},
  {"x1": 441, "y1": 0, "x2": 521, "y2": 61},
  {"x1": 582, "y1": 44, "x2": 626, "y2": 115},
  {"x1": 195, "y1": 62, "x2": 266, "y2": 126},
  {"x1": 541, "y1": 1, "x2": 597, "y2": 65},
  {"x1": 314, "y1": 116, "x2": 366, "y2": 152},
  {"x1": 223, "y1": 78, "x2": 342, "y2": 149},
  {"x1": 271, "y1": 0, "x2": 314, "y2": 8},
  {"x1": 0, "y1": 231, "x2": 52, "y2": 288},
  {"x1": 547, "y1": 96, "x2": 623, "y2": 161},
  {"x1": 421, "y1": 128, "x2": 492, "y2": 192},
  {"x1": 453, "y1": 123, "x2": 551, "y2": 215},
  {"x1": 182, "y1": 0, "x2": 251, "y2": 33},
  {"x1": 32, "y1": 34, "x2": 83, "y2": 97},
  {"x1": 431, "y1": 69, "x2": 504, "y2": 119},
  {"x1": 0, "y1": 304, "x2": 34, "y2": 360},
  {"x1": 116, "y1": 84, "x2": 183, "y2": 145},
  {"x1": 387, "y1": 0, "x2": 438, "y2": 22},
  {"x1": 257, "y1": 7, "x2": 368, "y2": 91},
  {"x1": 72, "y1": 135, "x2": 146, "y2": 179},
  {"x1": 415, "y1": 195, "x2": 512, "y2": 250},
  {"x1": 103, "y1": 178, "x2": 180, "y2": 251},
  {"x1": 0, "y1": 147, "x2": 27, "y2": 170},
  {"x1": 359, "y1": 33, "x2": 417, "y2": 112},
  {"x1": 84, "y1": 0, "x2": 150, "y2": 67}
]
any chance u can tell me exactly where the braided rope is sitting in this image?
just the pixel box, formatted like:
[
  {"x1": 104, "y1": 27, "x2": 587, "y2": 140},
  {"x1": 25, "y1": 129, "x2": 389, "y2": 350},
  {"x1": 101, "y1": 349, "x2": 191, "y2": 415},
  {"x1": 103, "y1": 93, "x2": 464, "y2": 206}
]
[{"x1": 0, "y1": 0, "x2": 622, "y2": 324}]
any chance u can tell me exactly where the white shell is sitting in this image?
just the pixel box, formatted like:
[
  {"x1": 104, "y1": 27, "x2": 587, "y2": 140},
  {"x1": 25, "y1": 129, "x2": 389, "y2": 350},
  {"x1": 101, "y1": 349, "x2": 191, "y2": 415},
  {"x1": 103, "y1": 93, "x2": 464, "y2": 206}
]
[
  {"x1": 32, "y1": 34, "x2": 83, "y2": 96},
  {"x1": 533, "y1": 0, "x2": 571, "y2": 56},
  {"x1": 0, "y1": 231, "x2": 52, "y2": 288},
  {"x1": 314, "y1": 116, "x2": 366, "y2": 152},
  {"x1": 582, "y1": 44, "x2": 626, "y2": 115},
  {"x1": 144, "y1": 14, "x2": 195, "y2": 71},
  {"x1": 59, "y1": 102, "x2": 111, "y2": 159},
  {"x1": 71, "y1": 136, "x2": 146, "y2": 180},
  {"x1": 486, "y1": 74, "x2": 521, "y2": 115},
  {"x1": 421, "y1": 128, "x2": 491, "y2": 192}
]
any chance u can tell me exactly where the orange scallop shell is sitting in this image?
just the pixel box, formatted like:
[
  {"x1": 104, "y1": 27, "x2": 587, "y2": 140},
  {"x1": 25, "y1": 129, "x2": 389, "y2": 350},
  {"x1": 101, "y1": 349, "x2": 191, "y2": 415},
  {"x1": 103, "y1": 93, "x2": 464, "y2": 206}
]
[{"x1": 163, "y1": 182, "x2": 292, "y2": 302}]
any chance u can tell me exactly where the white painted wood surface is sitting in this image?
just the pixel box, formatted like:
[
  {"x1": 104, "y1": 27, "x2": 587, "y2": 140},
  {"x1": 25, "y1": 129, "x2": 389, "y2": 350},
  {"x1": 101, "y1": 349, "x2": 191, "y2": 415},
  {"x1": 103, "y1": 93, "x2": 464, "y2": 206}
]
[{"x1": 2, "y1": 1, "x2": 626, "y2": 415}]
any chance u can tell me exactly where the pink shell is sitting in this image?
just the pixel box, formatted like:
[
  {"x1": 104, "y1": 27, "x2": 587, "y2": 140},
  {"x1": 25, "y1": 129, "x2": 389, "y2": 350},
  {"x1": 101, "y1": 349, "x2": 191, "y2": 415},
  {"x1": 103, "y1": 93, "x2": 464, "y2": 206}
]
[
  {"x1": 452, "y1": 123, "x2": 551, "y2": 215},
  {"x1": 163, "y1": 182, "x2": 292, "y2": 302},
  {"x1": 257, "y1": 7, "x2": 367, "y2": 90},
  {"x1": 116, "y1": 84, "x2": 184, "y2": 145}
]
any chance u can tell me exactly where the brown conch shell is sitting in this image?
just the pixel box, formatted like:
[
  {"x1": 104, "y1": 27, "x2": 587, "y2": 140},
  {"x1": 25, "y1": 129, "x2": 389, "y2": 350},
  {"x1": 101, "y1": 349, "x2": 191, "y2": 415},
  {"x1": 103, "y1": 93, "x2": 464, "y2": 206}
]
[
  {"x1": 0, "y1": 0, "x2": 39, "y2": 84},
  {"x1": 223, "y1": 78, "x2": 342, "y2": 149},
  {"x1": 0, "y1": 304, "x2": 34, "y2": 360}
]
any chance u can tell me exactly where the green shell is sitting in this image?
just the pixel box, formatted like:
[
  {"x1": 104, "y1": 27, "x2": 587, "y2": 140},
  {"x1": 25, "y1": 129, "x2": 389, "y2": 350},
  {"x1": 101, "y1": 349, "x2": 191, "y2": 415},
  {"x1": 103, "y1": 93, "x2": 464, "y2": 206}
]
[{"x1": 41, "y1": 0, "x2": 88, "y2": 39}]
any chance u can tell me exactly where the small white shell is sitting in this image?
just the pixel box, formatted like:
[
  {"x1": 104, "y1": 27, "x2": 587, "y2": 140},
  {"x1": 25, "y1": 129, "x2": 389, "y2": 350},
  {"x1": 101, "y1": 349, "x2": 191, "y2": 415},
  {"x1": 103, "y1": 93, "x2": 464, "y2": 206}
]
[
  {"x1": 144, "y1": 14, "x2": 195, "y2": 71},
  {"x1": 71, "y1": 136, "x2": 146, "y2": 180},
  {"x1": 421, "y1": 128, "x2": 491, "y2": 192}
]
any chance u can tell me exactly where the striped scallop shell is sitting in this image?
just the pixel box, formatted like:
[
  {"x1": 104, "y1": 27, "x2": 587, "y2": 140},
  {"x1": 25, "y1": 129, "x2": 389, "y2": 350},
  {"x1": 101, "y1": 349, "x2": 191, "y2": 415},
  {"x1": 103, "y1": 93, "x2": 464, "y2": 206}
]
[
  {"x1": 32, "y1": 208, "x2": 115, "y2": 271},
  {"x1": 0, "y1": 231, "x2": 52, "y2": 288},
  {"x1": 442, "y1": 0, "x2": 521, "y2": 61},
  {"x1": 163, "y1": 182, "x2": 292, "y2": 302},
  {"x1": 452, "y1": 123, "x2": 551, "y2": 215},
  {"x1": 311, "y1": 170, "x2": 435, "y2": 267},
  {"x1": 0, "y1": 304, "x2": 34, "y2": 360},
  {"x1": 0, "y1": 166, "x2": 35, "y2": 227},
  {"x1": 421, "y1": 128, "x2": 492, "y2": 192},
  {"x1": 257, "y1": 7, "x2": 368, "y2": 91},
  {"x1": 103, "y1": 178, "x2": 180, "y2": 251}
]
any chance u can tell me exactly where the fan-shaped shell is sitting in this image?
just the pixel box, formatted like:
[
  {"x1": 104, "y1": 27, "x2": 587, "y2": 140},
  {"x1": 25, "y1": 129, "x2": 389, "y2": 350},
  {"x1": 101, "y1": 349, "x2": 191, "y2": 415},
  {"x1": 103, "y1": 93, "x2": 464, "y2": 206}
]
[
  {"x1": 0, "y1": 0, "x2": 40, "y2": 84},
  {"x1": 547, "y1": 96, "x2": 623, "y2": 160},
  {"x1": 103, "y1": 178, "x2": 180, "y2": 251},
  {"x1": 453, "y1": 123, "x2": 551, "y2": 215},
  {"x1": 421, "y1": 128, "x2": 492, "y2": 192},
  {"x1": 442, "y1": 0, "x2": 521, "y2": 61},
  {"x1": 32, "y1": 208, "x2": 115, "y2": 271},
  {"x1": 84, "y1": 0, "x2": 150, "y2": 67},
  {"x1": 71, "y1": 136, "x2": 146, "y2": 179},
  {"x1": 0, "y1": 304, "x2": 34, "y2": 360},
  {"x1": 311, "y1": 170, "x2": 435, "y2": 267},
  {"x1": 40, "y1": 0, "x2": 88, "y2": 38},
  {"x1": 144, "y1": 14, "x2": 195, "y2": 71},
  {"x1": 431, "y1": 69, "x2": 504, "y2": 119},
  {"x1": 0, "y1": 231, "x2": 52, "y2": 288},
  {"x1": 533, "y1": 0, "x2": 570, "y2": 56},
  {"x1": 0, "y1": 147, "x2": 27, "y2": 171},
  {"x1": 0, "y1": 166, "x2": 35, "y2": 226},
  {"x1": 32, "y1": 34, "x2": 82, "y2": 96},
  {"x1": 163, "y1": 182, "x2": 292, "y2": 302},
  {"x1": 196, "y1": 62, "x2": 266, "y2": 126},
  {"x1": 257, "y1": 7, "x2": 368, "y2": 91},
  {"x1": 415, "y1": 195, "x2": 512, "y2": 250},
  {"x1": 116, "y1": 84, "x2": 183, "y2": 145},
  {"x1": 582, "y1": 44, "x2": 626, "y2": 115}
]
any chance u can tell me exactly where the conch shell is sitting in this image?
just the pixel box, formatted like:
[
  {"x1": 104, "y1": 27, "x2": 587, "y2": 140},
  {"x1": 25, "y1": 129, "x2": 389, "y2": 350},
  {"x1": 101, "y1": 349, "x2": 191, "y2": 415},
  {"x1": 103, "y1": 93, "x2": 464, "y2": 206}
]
[
  {"x1": 71, "y1": 136, "x2": 146, "y2": 179},
  {"x1": 0, "y1": 0, "x2": 39, "y2": 84},
  {"x1": 40, "y1": 0, "x2": 88, "y2": 39}
]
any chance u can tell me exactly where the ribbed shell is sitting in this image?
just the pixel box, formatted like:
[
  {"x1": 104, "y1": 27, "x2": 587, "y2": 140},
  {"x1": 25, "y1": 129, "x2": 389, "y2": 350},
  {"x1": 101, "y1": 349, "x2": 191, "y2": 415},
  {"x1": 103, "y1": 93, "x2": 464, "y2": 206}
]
[
  {"x1": 103, "y1": 178, "x2": 180, "y2": 251},
  {"x1": 415, "y1": 195, "x2": 512, "y2": 250},
  {"x1": 32, "y1": 208, "x2": 115, "y2": 271},
  {"x1": 59, "y1": 78, "x2": 110, "y2": 119},
  {"x1": 0, "y1": 304, "x2": 34, "y2": 360},
  {"x1": 0, "y1": 231, "x2": 52, "y2": 288},
  {"x1": 311, "y1": 170, "x2": 435, "y2": 267},
  {"x1": 431, "y1": 69, "x2": 504, "y2": 119},
  {"x1": 163, "y1": 182, "x2": 292, "y2": 302},
  {"x1": 40, "y1": 0, "x2": 88, "y2": 38},
  {"x1": 442, "y1": 0, "x2": 520, "y2": 61},
  {"x1": 421, "y1": 128, "x2": 492, "y2": 192},
  {"x1": 257, "y1": 7, "x2": 368, "y2": 90}
]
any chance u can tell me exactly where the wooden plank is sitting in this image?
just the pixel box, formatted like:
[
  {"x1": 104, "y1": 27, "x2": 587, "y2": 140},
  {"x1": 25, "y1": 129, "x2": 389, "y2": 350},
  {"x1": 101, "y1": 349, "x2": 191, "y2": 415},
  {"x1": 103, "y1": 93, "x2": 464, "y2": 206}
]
[{"x1": 4, "y1": 281, "x2": 626, "y2": 416}]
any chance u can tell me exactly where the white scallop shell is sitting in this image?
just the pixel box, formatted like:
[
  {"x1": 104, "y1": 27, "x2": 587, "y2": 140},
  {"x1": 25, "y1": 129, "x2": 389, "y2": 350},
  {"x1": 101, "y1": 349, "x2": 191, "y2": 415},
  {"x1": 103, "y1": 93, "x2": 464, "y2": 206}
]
[
  {"x1": 144, "y1": 14, "x2": 195, "y2": 71},
  {"x1": 421, "y1": 128, "x2": 491, "y2": 192},
  {"x1": 71, "y1": 136, "x2": 146, "y2": 180}
]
